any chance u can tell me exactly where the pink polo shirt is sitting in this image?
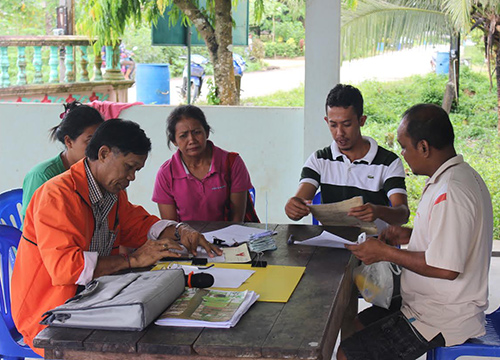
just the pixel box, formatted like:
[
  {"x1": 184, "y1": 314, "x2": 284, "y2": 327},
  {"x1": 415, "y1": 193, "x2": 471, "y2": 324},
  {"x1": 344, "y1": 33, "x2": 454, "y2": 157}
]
[{"x1": 152, "y1": 142, "x2": 253, "y2": 221}]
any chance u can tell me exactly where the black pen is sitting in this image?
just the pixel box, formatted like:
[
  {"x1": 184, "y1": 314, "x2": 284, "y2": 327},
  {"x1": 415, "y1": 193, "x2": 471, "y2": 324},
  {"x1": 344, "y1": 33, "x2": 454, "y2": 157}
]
[{"x1": 160, "y1": 256, "x2": 193, "y2": 262}]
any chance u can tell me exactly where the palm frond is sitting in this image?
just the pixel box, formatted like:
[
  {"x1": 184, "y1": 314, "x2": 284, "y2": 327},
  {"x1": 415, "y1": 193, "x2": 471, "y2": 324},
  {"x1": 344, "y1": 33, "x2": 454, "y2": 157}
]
[
  {"x1": 341, "y1": 0, "x2": 452, "y2": 60},
  {"x1": 441, "y1": 0, "x2": 474, "y2": 30}
]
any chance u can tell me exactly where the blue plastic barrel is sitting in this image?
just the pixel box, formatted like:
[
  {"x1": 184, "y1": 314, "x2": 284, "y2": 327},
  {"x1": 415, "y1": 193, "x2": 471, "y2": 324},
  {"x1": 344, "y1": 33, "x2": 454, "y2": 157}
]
[
  {"x1": 435, "y1": 52, "x2": 449, "y2": 75},
  {"x1": 135, "y1": 64, "x2": 170, "y2": 104}
]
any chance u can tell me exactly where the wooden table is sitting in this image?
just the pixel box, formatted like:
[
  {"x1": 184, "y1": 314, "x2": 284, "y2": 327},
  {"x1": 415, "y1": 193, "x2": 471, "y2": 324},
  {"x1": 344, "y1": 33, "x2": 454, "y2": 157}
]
[{"x1": 34, "y1": 222, "x2": 360, "y2": 360}]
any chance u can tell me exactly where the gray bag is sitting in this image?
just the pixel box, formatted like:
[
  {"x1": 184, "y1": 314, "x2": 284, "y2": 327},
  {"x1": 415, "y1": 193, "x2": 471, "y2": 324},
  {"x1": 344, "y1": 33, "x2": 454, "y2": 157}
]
[{"x1": 41, "y1": 269, "x2": 185, "y2": 331}]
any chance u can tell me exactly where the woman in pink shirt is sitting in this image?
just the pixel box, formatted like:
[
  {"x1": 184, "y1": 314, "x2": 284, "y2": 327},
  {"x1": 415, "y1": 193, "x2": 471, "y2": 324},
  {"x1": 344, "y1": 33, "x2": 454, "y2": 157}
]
[{"x1": 152, "y1": 105, "x2": 253, "y2": 222}]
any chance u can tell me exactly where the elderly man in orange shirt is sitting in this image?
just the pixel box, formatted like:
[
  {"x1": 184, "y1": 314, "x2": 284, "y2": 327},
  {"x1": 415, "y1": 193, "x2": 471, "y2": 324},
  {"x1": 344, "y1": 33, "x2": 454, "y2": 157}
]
[{"x1": 12, "y1": 119, "x2": 222, "y2": 356}]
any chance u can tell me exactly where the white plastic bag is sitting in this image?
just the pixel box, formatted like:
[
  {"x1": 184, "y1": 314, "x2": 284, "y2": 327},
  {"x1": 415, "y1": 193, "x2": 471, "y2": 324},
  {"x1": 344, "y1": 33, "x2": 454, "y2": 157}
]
[{"x1": 353, "y1": 261, "x2": 401, "y2": 309}]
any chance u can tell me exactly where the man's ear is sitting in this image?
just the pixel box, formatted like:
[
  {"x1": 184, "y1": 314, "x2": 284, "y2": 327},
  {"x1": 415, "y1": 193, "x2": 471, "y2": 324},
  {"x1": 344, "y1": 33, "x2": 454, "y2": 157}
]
[
  {"x1": 98, "y1": 145, "x2": 111, "y2": 162},
  {"x1": 324, "y1": 116, "x2": 329, "y2": 125},
  {"x1": 359, "y1": 115, "x2": 367, "y2": 127},
  {"x1": 418, "y1": 140, "x2": 430, "y2": 157}
]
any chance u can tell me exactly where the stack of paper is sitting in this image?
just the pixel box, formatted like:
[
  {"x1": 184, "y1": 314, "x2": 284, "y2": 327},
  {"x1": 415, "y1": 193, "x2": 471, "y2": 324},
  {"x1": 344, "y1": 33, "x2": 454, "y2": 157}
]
[
  {"x1": 202, "y1": 225, "x2": 274, "y2": 246},
  {"x1": 155, "y1": 288, "x2": 259, "y2": 328},
  {"x1": 167, "y1": 243, "x2": 252, "y2": 263}
]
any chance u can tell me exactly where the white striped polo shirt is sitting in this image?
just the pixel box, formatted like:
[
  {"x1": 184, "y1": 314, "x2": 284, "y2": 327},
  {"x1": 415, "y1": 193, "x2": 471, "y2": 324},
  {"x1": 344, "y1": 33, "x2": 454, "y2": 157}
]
[{"x1": 300, "y1": 136, "x2": 407, "y2": 205}]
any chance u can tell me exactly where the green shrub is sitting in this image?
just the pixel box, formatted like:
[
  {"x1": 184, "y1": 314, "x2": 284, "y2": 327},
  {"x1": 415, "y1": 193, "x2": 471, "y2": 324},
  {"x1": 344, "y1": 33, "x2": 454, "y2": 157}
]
[
  {"x1": 264, "y1": 40, "x2": 302, "y2": 58},
  {"x1": 206, "y1": 78, "x2": 221, "y2": 105},
  {"x1": 250, "y1": 38, "x2": 265, "y2": 61},
  {"x1": 274, "y1": 21, "x2": 305, "y2": 43}
]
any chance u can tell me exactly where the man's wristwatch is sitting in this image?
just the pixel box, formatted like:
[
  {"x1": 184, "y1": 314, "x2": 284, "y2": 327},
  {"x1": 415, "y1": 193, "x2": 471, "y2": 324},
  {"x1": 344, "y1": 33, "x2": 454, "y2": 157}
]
[{"x1": 174, "y1": 222, "x2": 185, "y2": 241}]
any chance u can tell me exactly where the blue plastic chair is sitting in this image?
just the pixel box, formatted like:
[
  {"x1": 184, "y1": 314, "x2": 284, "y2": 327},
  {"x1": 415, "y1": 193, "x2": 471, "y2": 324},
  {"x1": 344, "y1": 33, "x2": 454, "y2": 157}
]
[
  {"x1": 249, "y1": 187, "x2": 256, "y2": 205},
  {"x1": 0, "y1": 225, "x2": 41, "y2": 359},
  {"x1": 427, "y1": 307, "x2": 500, "y2": 359},
  {"x1": 0, "y1": 189, "x2": 23, "y2": 229},
  {"x1": 312, "y1": 191, "x2": 321, "y2": 225}
]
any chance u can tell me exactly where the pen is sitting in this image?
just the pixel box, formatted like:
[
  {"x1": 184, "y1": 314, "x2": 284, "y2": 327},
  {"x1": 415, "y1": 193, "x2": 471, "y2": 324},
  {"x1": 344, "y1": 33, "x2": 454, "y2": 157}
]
[
  {"x1": 287, "y1": 234, "x2": 295, "y2": 245},
  {"x1": 197, "y1": 263, "x2": 215, "y2": 270},
  {"x1": 160, "y1": 256, "x2": 193, "y2": 262}
]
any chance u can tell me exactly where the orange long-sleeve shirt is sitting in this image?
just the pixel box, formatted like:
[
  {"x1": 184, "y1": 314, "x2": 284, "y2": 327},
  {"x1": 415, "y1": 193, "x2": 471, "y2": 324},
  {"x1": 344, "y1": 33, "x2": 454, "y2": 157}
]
[{"x1": 12, "y1": 159, "x2": 159, "y2": 356}]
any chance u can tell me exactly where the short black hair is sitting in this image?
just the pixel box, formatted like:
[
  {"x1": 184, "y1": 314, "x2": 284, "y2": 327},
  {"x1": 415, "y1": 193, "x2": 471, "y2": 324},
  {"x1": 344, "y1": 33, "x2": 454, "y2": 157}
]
[
  {"x1": 402, "y1": 104, "x2": 454, "y2": 149},
  {"x1": 166, "y1": 105, "x2": 211, "y2": 148},
  {"x1": 325, "y1": 84, "x2": 364, "y2": 118},
  {"x1": 86, "y1": 119, "x2": 152, "y2": 160},
  {"x1": 49, "y1": 101, "x2": 104, "y2": 144}
]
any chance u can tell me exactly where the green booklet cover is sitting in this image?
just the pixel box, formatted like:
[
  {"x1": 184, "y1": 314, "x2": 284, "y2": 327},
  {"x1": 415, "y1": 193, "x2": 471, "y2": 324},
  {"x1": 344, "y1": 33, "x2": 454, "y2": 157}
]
[{"x1": 156, "y1": 288, "x2": 259, "y2": 328}]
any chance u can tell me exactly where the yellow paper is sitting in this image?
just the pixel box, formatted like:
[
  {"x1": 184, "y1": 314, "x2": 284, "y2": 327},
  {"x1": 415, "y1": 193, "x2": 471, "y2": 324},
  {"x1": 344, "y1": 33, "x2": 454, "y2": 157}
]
[{"x1": 153, "y1": 262, "x2": 305, "y2": 303}]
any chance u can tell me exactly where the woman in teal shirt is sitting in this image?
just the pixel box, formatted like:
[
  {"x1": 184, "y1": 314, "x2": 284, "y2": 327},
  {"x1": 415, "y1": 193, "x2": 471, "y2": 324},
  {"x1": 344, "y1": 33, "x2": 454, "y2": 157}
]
[{"x1": 21, "y1": 102, "x2": 104, "y2": 218}]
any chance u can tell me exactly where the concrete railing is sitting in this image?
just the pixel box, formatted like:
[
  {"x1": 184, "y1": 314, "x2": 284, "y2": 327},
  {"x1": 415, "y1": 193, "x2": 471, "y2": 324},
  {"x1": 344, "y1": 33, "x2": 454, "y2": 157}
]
[{"x1": 0, "y1": 36, "x2": 133, "y2": 103}]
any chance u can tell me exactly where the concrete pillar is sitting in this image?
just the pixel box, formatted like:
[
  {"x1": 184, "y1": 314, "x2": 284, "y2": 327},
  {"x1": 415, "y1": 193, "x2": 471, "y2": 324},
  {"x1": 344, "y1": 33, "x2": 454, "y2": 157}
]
[{"x1": 304, "y1": 0, "x2": 341, "y2": 161}]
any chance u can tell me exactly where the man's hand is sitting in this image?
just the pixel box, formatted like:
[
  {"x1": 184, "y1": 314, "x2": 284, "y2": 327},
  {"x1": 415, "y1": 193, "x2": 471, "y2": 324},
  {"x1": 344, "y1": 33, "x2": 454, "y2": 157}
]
[
  {"x1": 129, "y1": 239, "x2": 183, "y2": 268},
  {"x1": 379, "y1": 226, "x2": 412, "y2": 246},
  {"x1": 345, "y1": 237, "x2": 388, "y2": 265},
  {"x1": 347, "y1": 203, "x2": 379, "y2": 222},
  {"x1": 177, "y1": 224, "x2": 223, "y2": 257},
  {"x1": 285, "y1": 196, "x2": 311, "y2": 221}
]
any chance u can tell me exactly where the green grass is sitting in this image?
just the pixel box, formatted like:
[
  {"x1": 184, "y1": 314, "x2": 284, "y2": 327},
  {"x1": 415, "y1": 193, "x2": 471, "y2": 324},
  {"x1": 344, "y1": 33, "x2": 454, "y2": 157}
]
[
  {"x1": 241, "y1": 67, "x2": 500, "y2": 239},
  {"x1": 241, "y1": 85, "x2": 305, "y2": 107}
]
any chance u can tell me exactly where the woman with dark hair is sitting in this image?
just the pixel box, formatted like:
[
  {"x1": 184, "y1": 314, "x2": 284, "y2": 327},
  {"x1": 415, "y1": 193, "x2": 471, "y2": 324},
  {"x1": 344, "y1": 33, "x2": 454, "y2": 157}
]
[
  {"x1": 21, "y1": 101, "x2": 104, "y2": 218},
  {"x1": 152, "y1": 105, "x2": 254, "y2": 222}
]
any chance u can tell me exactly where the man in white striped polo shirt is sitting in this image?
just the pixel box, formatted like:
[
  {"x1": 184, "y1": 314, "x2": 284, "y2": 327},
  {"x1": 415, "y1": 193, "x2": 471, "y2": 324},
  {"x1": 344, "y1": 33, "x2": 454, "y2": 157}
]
[{"x1": 285, "y1": 84, "x2": 409, "y2": 226}]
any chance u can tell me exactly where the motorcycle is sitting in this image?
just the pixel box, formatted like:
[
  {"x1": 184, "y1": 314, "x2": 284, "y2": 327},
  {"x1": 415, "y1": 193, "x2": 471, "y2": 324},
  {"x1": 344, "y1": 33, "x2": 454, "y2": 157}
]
[
  {"x1": 233, "y1": 53, "x2": 246, "y2": 77},
  {"x1": 233, "y1": 53, "x2": 246, "y2": 98},
  {"x1": 180, "y1": 53, "x2": 246, "y2": 102},
  {"x1": 180, "y1": 54, "x2": 209, "y2": 103}
]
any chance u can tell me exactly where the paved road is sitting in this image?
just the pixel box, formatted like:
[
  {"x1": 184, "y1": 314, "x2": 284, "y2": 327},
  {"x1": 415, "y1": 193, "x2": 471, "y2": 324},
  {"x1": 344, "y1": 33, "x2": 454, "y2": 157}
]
[{"x1": 128, "y1": 45, "x2": 447, "y2": 105}]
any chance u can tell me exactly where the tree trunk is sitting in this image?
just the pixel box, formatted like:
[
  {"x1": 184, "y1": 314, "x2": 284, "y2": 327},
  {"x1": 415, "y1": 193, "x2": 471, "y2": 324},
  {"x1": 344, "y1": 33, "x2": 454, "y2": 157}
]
[
  {"x1": 213, "y1": 0, "x2": 237, "y2": 105},
  {"x1": 496, "y1": 46, "x2": 500, "y2": 135},
  {"x1": 42, "y1": 1, "x2": 53, "y2": 35},
  {"x1": 449, "y1": 33, "x2": 460, "y2": 99},
  {"x1": 173, "y1": 0, "x2": 237, "y2": 105},
  {"x1": 442, "y1": 81, "x2": 455, "y2": 113}
]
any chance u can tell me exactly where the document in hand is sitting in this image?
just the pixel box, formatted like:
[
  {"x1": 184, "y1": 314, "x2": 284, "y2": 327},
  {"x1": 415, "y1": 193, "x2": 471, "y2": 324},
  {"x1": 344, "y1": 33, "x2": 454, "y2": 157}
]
[
  {"x1": 155, "y1": 288, "x2": 259, "y2": 328},
  {"x1": 307, "y1": 196, "x2": 378, "y2": 234},
  {"x1": 294, "y1": 231, "x2": 359, "y2": 249}
]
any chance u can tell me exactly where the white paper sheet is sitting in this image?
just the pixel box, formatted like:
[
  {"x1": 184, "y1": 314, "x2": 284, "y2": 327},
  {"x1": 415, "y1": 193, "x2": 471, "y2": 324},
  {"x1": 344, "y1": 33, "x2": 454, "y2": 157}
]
[
  {"x1": 169, "y1": 264, "x2": 255, "y2": 288},
  {"x1": 169, "y1": 243, "x2": 252, "y2": 263},
  {"x1": 294, "y1": 231, "x2": 357, "y2": 249},
  {"x1": 202, "y1": 224, "x2": 272, "y2": 246}
]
